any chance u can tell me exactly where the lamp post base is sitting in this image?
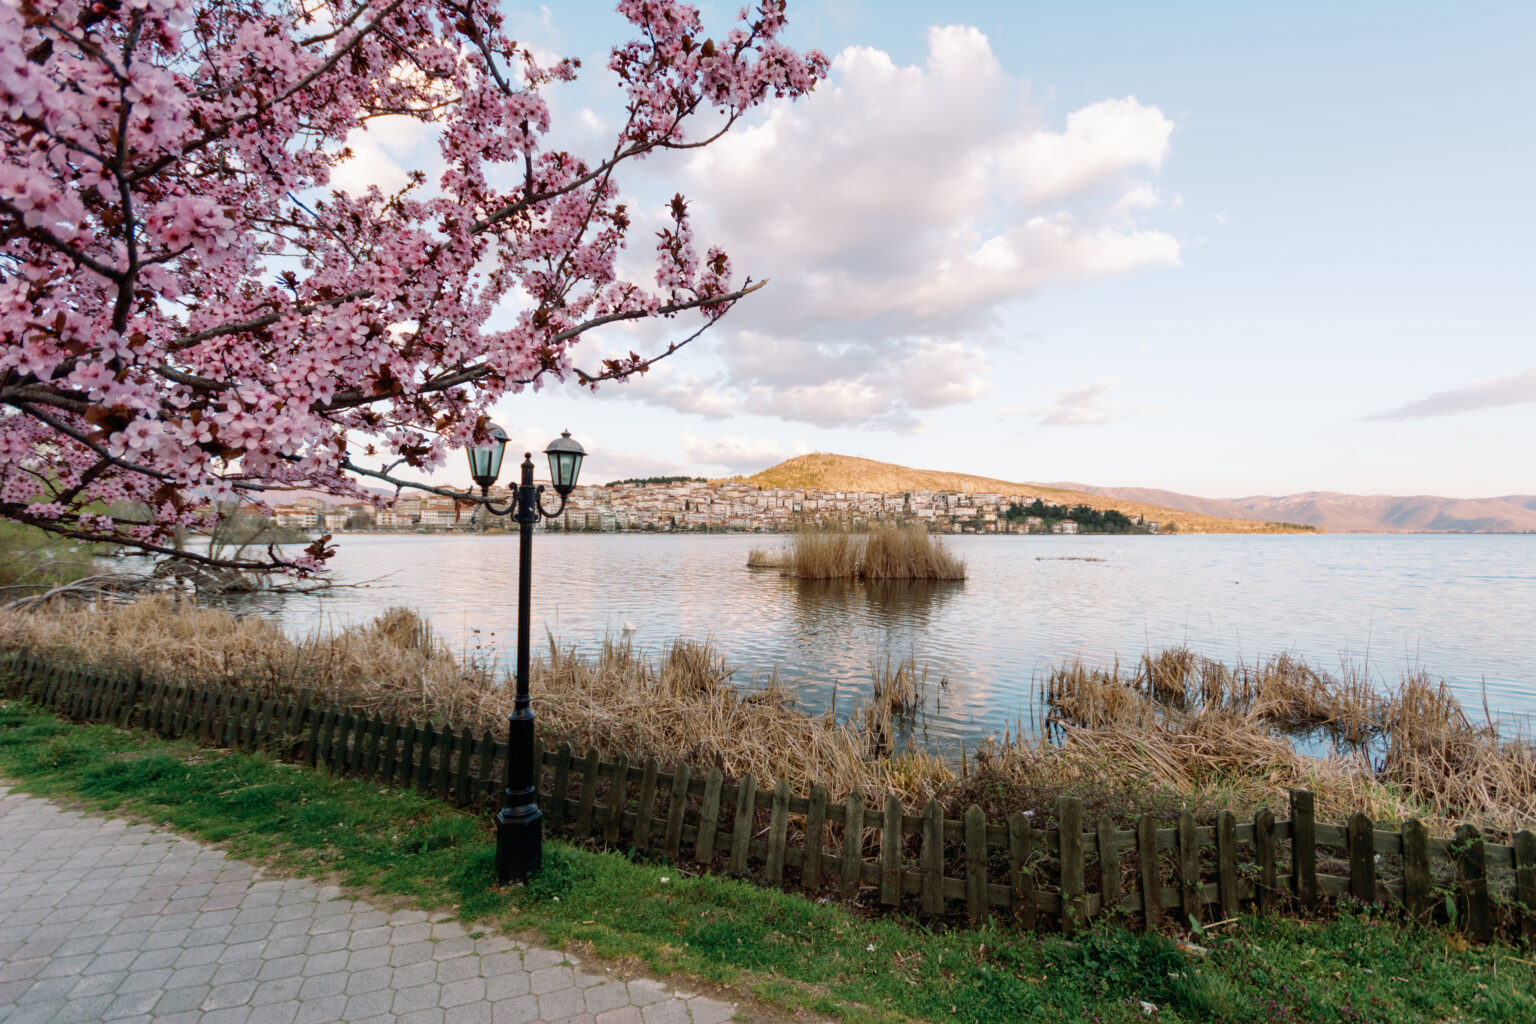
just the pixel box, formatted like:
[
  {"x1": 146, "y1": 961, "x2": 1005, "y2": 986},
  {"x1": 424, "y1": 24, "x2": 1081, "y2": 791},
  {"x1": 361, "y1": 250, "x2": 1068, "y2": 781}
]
[{"x1": 495, "y1": 801, "x2": 543, "y2": 884}]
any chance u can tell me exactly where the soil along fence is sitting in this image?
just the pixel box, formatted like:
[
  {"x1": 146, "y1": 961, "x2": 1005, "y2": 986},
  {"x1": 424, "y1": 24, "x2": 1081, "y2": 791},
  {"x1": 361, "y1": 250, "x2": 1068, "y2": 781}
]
[{"x1": 4, "y1": 647, "x2": 1534, "y2": 944}]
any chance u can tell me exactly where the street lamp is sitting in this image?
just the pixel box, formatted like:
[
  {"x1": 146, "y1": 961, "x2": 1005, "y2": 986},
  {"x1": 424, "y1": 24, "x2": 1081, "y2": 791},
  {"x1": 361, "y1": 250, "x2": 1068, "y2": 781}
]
[{"x1": 466, "y1": 423, "x2": 586, "y2": 883}]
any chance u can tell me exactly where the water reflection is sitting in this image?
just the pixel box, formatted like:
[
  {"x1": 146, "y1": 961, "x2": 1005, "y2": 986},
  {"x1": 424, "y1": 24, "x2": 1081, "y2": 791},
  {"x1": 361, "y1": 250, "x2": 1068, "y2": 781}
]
[{"x1": 223, "y1": 532, "x2": 1536, "y2": 750}]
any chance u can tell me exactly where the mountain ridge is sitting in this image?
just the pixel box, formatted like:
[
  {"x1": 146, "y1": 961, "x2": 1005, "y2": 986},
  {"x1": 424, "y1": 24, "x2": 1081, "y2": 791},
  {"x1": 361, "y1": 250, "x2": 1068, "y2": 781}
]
[{"x1": 737, "y1": 454, "x2": 1312, "y2": 534}]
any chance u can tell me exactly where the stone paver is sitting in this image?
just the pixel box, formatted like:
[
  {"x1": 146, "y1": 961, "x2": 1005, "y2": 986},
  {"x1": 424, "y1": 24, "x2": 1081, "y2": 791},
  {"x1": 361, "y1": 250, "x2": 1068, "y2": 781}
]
[{"x1": 0, "y1": 786, "x2": 741, "y2": 1024}]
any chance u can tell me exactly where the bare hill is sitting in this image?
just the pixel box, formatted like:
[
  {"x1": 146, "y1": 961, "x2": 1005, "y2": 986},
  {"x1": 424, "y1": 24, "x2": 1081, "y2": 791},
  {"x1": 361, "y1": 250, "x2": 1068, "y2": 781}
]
[
  {"x1": 738, "y1": 454, "x2": 1311, "y2": 534},
  {"x1": 1053, "y1": 484, "x2": 1536, "y2": 533}
]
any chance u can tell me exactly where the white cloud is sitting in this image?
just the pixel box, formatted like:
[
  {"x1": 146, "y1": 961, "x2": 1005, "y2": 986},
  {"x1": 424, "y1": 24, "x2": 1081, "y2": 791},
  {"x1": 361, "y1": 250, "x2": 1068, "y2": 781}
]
[
  {"x1": 630, "y1": 24, "x2": 1182, "y2": 431},
  {"x1": 681, "y1": 432, "x2": 786, "y2": 472},
  {"x1": 1366, "y1": 366, "x2": 1536, "y2": 421},
  {"x1": 685, "y1": 25, "x2": 1181, "y2": 342},
  {"x1": 1038, "y1": 377, "x2": 1124, "y2": 426},
  {"x1": 624, "y1": 334, "x2": 990, "y2": 433}
]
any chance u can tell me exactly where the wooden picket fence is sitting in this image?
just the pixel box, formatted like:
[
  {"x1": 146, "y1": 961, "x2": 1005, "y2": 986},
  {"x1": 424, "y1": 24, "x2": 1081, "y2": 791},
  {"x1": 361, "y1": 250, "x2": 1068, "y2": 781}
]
[{"x1": 3, "y1": 646, "x2": 1534, "y2": 943}]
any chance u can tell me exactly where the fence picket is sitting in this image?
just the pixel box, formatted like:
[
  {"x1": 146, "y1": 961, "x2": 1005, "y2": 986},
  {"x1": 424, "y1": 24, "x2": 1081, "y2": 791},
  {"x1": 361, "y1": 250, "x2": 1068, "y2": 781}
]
[
  {"x1": 1255, "y1": 808, "x2": 1276, "y2": 915},
  {"x1": 604, "y1": 753, "x2": 630, "y2": 844},
  {"x1": 1009, "y1": 812, "x2": 1036, "y2": 929},
  {"x1": 1455, "y1": 824, "x2": 1491, "y2": 942},
  {"x1": 840, "y1": 792, "x2": 865, "y2": 899},
  {"x1": 634, "y1": 757, "x2": 661, "y2": 852},
  {"x1": 1348, "y1": 812, "x2": 1376, "y2": 903},
  {"x1": 1403, "y1": 818, "x2": 1431, "y2": 924},
  {"x1": 765, "y1": 779, "x2": 790, "y2": 884},
  {"x1": 449, "y1": 725, "x2": 471, "y2": 801},
  {"x1": 1138, "y1": 815, "x2": 1161, "y2": 931},
  {"x1": 549, "y1": 743, "x2": 572, "y2": 826},
  {"x1": 414, "y1": 722, "x2": 435, "y2": 793},
  {"x1": 728, "y1": 774, "x2": 757, "y2": 874},
  {"x1": 473, "y1": 730, "x2": 495, "y2": 804},
  {"x1": 434, "y1": 725, "x2": 456, "y2": 801},
  {"x1": 661, "y1": 762, "x2": 690, "y2": 860},
  {"x1": 575, "y1": 748, "x2": 602, "y2": 836},
  {"x1": 1060, "y1": 797, "x2": 1085, "y2": 933},
  {"x1": 1514, "y1": 830, "x2": 1536, "y2": 946},
  {"x1": 804, "y1": 785, "x2": 828, "y2": 891},
  {"x1": 1099, "y1": 814, "x2": 1122, "y2": 922},
  {"x1": 1291, "y1": 790, "x2": 1318, "y2": 909},
  {"x1": 880, "y1": 795, "x2": 902, "y2": 908},
  {"x1": 921, "y1": 800, "x2": 943, "y2": 915},
  {"x1": 694, "y1": 768, "x2": 724, "y2": 864},
  {"x1": 1217, "y1": 810, "x2": 1238, "y2": 918},
  {"x1": 1178, "y1": 811, "x2": 1200, "y2": 923},
  {"x1": 965, "y1": 805, "x2": 987, "y2": 925}
]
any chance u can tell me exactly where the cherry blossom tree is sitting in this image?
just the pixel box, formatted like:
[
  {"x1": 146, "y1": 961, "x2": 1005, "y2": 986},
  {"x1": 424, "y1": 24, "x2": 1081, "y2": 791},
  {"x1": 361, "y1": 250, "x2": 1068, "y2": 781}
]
[{"x1": 0, "y1": 0, "x2": 826, "y2": 571}]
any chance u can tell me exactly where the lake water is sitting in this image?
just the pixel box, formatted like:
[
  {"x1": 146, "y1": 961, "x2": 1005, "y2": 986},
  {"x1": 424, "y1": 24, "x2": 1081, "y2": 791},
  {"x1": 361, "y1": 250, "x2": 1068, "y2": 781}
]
[{"x1": 222, "y1": 533, "x2": 1536, "y2": 747}]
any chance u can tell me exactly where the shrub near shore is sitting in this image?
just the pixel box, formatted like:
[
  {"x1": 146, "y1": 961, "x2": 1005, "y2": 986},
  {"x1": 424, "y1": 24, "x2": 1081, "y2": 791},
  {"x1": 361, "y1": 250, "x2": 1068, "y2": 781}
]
[{"x1": 0, "y1": 597, "x2": 1532, "y2": 836}]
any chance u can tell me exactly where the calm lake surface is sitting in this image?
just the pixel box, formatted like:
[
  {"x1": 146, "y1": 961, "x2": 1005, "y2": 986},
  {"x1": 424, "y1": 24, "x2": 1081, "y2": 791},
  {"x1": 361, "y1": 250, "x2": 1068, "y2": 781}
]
[{"x1": 225, "y1": 533, "x2": 1536, "y2": 747}]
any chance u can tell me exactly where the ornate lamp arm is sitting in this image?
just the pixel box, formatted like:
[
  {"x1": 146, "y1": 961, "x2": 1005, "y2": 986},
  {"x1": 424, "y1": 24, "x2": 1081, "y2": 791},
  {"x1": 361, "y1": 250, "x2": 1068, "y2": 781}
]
[
  {"x1": 478, "y1": 486, "x2": 518, "y2": 517},
  {"x1": 534, "y1": 487, "x2": 568, "y2": 520}
]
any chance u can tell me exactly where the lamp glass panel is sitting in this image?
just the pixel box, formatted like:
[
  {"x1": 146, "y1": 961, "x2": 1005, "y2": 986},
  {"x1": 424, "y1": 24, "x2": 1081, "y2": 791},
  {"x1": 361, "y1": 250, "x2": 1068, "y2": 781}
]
[
  {"x1": 548, "y1": 451, "x2": 580, "y2": 490},
  {"x1": 468, "y1": 435, "x2": 507, "y2": 485}
]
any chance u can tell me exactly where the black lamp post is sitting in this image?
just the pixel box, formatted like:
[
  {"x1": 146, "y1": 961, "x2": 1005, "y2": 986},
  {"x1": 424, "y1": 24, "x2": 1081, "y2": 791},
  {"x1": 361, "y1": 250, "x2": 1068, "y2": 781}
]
[{"x1": 466, "y1": 423, "x2": 586, "y2": 883}]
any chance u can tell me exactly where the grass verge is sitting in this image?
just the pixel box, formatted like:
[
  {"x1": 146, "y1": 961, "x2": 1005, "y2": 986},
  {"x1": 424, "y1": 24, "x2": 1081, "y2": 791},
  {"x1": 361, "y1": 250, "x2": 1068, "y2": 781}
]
[{"x1": 1, "y1": 702, "x2": 1533, "y2": 1024}]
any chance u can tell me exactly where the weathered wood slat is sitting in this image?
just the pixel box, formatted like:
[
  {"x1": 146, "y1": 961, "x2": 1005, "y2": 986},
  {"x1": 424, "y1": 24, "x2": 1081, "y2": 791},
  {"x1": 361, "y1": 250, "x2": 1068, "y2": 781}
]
[
  {"x1": 1291, "y1": 790, "x2": 1318, "y2": 909},
  {"x1": 803, "y1": 785, "x2": 828, "y2": 891},
  {"x1": 634, "y1": 757, "x2": 661, "y2": 852},
  {"x1": 880, "y1": 795, "x2": 902, "y2": 907},
  {"x1": 921, "y1": 800, "x2": 943, "y2": 915},
  {"x1": 549, "y1": 743, "x2": 572, "y2": 826},
  {"x1": 1060, "y1": 797, "x2": 1084, "y2": 933},
  {"x1": 841, "y1": 792, "x2": 865, "y2": 899},
  {"x1": 1455, "y1": 824, "x2": 1491, "y2": 942},
  {"x1": 694, "y1": 767, "x2": 724, "y2": 864},
  {"x1": 1348, "y1": 812, "x2": 1376, "y2": 903},
  {"x1": 1099, "y1": 814, "x2": 1122, "y2": 922},
  {"x1": 1514, "y1": 830, "x2": 1536, "y2": 946},
  {"x1": 1138, "y1": 814, "x2": 1162, "y2": 931},
  {"x1": 415, "y1": 723, "x2": 436, "y2": 794},
  {"x1": 728, "y1": 774, "x2": 757, "y2": 874},
  {"x1": 576, "y1": 748, "x2": 603, "y2": 837},
  {"x1": 765, "y1": 779, "x2": 790, "y2": 883},
  {"x1": 1009, "y1": 812, "x2": 1035, "y2": 928},
  {"x1": 1401, "y1": 818, "x2": 1431, "y2": 924},
  {"x1": 965, "y1": 805, "x2": 987, "y2": 924},
  {"x1": 434, "y1": 725, "x2": 457, "y2": 802},
  {"x1": 1216, "y1": 810, "x2": 1238, "y2": 919},
  {"x1": 1178, "y1": 811, "x2": 1200, "y2": 924},
  {"x1": 1254, "y1": 808, "x2": 1276, "y2": 915},
  {"x1": 662, "y1": 762, "x2": 690, "y2": 860},
  {"x1": 605, "y1": 753, "x2": 630, "y2": 844}
]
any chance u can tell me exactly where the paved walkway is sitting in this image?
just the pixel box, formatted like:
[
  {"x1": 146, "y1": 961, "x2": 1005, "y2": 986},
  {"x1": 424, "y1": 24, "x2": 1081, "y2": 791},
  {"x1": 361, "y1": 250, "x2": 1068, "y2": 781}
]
[{"x1": 0, "y1": 786, "x2": 738, "y2": 1024}]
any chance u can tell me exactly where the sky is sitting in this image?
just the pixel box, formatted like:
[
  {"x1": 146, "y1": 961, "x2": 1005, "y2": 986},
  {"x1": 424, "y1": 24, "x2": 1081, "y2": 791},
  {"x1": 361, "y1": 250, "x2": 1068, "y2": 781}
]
[{"x1": 350, "y1": 1, "x2": 1536, "y2": 499}]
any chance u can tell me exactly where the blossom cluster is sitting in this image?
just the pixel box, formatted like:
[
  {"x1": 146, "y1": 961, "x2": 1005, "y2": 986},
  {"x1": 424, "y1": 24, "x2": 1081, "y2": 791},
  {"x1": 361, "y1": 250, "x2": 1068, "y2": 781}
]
[{"x1": 0, "y1": 0, "x2": 826, "y2": 571}]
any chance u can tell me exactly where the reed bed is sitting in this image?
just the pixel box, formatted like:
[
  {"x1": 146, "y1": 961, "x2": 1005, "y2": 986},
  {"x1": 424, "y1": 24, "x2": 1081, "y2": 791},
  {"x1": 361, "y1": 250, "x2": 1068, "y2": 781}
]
[
  {"x1": 748, "y1": 526, "x2": 966, "y2": 581},
  {"x1": 1, "y1": 597, "x2": 1531, "y2": 836},
  {"x1": 0, "y1": 596, "x2": 948, "y2": 806}
]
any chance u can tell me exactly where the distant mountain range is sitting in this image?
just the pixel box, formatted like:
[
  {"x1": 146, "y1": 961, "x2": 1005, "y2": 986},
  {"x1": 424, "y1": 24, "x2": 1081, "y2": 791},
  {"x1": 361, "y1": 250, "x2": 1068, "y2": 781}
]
[{"x1": 1045, "y1": 485, "x2": 1536, "y2": 534}]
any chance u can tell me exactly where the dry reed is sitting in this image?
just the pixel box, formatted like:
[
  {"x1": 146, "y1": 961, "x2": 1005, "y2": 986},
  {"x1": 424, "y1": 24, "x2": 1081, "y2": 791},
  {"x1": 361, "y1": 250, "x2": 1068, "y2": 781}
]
[
  {"x1": 747, "y1": 526, "x2": 966, "y2": 581},
  {"x1": 1, "y1": 597, "x2": 1530, "y2": 836}
]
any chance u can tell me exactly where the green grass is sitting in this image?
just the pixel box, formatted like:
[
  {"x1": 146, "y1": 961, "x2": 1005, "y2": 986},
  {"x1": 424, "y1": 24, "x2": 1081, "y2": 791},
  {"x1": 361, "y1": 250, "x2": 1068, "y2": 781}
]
[{"x1": 1, "y1": 700, "x2": 1532, "y2": 1024}]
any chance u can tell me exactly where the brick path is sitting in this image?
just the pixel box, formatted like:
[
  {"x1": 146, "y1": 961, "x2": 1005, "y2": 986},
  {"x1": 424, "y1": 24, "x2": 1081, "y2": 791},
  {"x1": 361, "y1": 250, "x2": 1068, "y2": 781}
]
[{"x1": 0, "y1": 786, "x2": 738, "y2": 1024}]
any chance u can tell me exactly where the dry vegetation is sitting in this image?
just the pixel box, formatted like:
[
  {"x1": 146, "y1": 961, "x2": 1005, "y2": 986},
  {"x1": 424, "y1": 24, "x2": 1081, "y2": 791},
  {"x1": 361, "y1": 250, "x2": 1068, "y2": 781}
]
[
  {"x1": 1, "y1": 597, "x2": 1531, "y2": 838},
  {"x1": 748, "y1": 526, "x2": 966, "y2": 580},
  {"x1": 737, "y1": 453, "x2": 1311, "y2": 534}
]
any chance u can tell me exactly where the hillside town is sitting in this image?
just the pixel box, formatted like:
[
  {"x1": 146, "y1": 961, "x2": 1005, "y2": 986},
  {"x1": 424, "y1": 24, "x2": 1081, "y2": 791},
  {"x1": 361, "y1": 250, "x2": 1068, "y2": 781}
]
[{"x1": 269, "y1": 479, "x2": 1162, "y2": 535}]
